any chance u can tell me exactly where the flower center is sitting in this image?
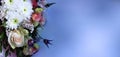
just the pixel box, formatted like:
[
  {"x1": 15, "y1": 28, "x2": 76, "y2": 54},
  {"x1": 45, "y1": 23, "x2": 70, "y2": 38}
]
[
  {"x1": 12, "y1": 18, "x2": 19, "y2": 24},
  {"x1": 23, "y1": 0, "x2": 26, "y2": 2},
  {"x1": 9, "y1": 0, "x2": 13, "y2": 4},
  {"x1": 23, "y1": 8, "x2": 27, "y2": 12}
]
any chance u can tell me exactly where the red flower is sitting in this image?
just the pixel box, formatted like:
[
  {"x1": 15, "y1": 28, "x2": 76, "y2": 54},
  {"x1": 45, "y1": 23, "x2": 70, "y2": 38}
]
[{"x1": 31, "y1": 0, "x2": 38, "y2": 8}]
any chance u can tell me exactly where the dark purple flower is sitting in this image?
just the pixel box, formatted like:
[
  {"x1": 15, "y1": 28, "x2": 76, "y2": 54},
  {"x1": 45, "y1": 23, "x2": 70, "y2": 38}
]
[{"x1": 28, "y1": 39, "x2": 34, "y2": 46}]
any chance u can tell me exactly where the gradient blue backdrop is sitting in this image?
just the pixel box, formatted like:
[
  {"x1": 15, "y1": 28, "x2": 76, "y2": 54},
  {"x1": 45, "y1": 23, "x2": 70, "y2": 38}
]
[{"x1": 33, "y1": 0, "x2": 120, "y2": 57}]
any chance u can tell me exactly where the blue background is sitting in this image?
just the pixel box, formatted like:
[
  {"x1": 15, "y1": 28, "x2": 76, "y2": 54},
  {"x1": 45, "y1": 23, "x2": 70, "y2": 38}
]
[{"x1": 33, "y1": 0, "x2": 120, "y2": 57}]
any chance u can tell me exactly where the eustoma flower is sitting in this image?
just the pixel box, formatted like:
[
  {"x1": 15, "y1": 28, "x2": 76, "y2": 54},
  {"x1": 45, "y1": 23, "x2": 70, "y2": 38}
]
[
  {"x1": 8, "y1": 30, "x2": 25, "y2": 49},
  {"x1": 32, "y1": 8, "x2": 45, "y2": 26}
]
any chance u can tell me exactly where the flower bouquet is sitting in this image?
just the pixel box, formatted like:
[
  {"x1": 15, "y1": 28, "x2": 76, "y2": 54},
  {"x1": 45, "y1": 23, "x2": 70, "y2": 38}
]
[{"x1": 0, "y1": 0, "x2": 54, "y2": 57}]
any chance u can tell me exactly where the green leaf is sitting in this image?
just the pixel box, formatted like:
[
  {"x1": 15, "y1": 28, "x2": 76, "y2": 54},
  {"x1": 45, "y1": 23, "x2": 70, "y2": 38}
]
[
  {"x1": 0, "y1": 32, "x2": 5, "y2": 39},
  {"x1": 16, "y1": 47, "x2": 24, "y2": 57},
  {"x1": 9, "y1": 48, "x2": 14, "y2": 52},
  {"x1": 1, "y1": 21, "x2": 6, "y2": 27},
  {"x1": 0, "y1": 43, "x2": 2, "y2": 52},
  {"x1": 0, "y1": 47, "x2": 2, "y2": 52},
  {"x1": 5, "y1": 50, "x2": 9, "y2": 57},
  {"x1": 33, "y1": 21, "x2": 39, "y2": 27},
  {"x1": 45, "y1": 3, "x2": 56, "y2": 8}
]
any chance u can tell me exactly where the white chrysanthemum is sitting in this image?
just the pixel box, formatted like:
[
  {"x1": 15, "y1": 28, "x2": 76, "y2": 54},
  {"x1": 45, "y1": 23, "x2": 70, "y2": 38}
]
[
  {"x1": 6, "y1": 19, "x2": 19, "y2": 29},
  {"x1": 4, "y1": 0, "x2": 15, "y2": 6},
  {"x1": 19, "y1": 1, "x2": 33, "y2": 20},
  {"x1": 2, "y1": 0, "x2": 33, "y2": 20},
  {"x1": 3, "y1": 0, "x2": 21, "y2": 10},
  {"x1": 6, "y1": 11, "x2": 23, "y2": 29},
  {"x1": 1, "y1": 0, "x2": 33, "y2": 29}
]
